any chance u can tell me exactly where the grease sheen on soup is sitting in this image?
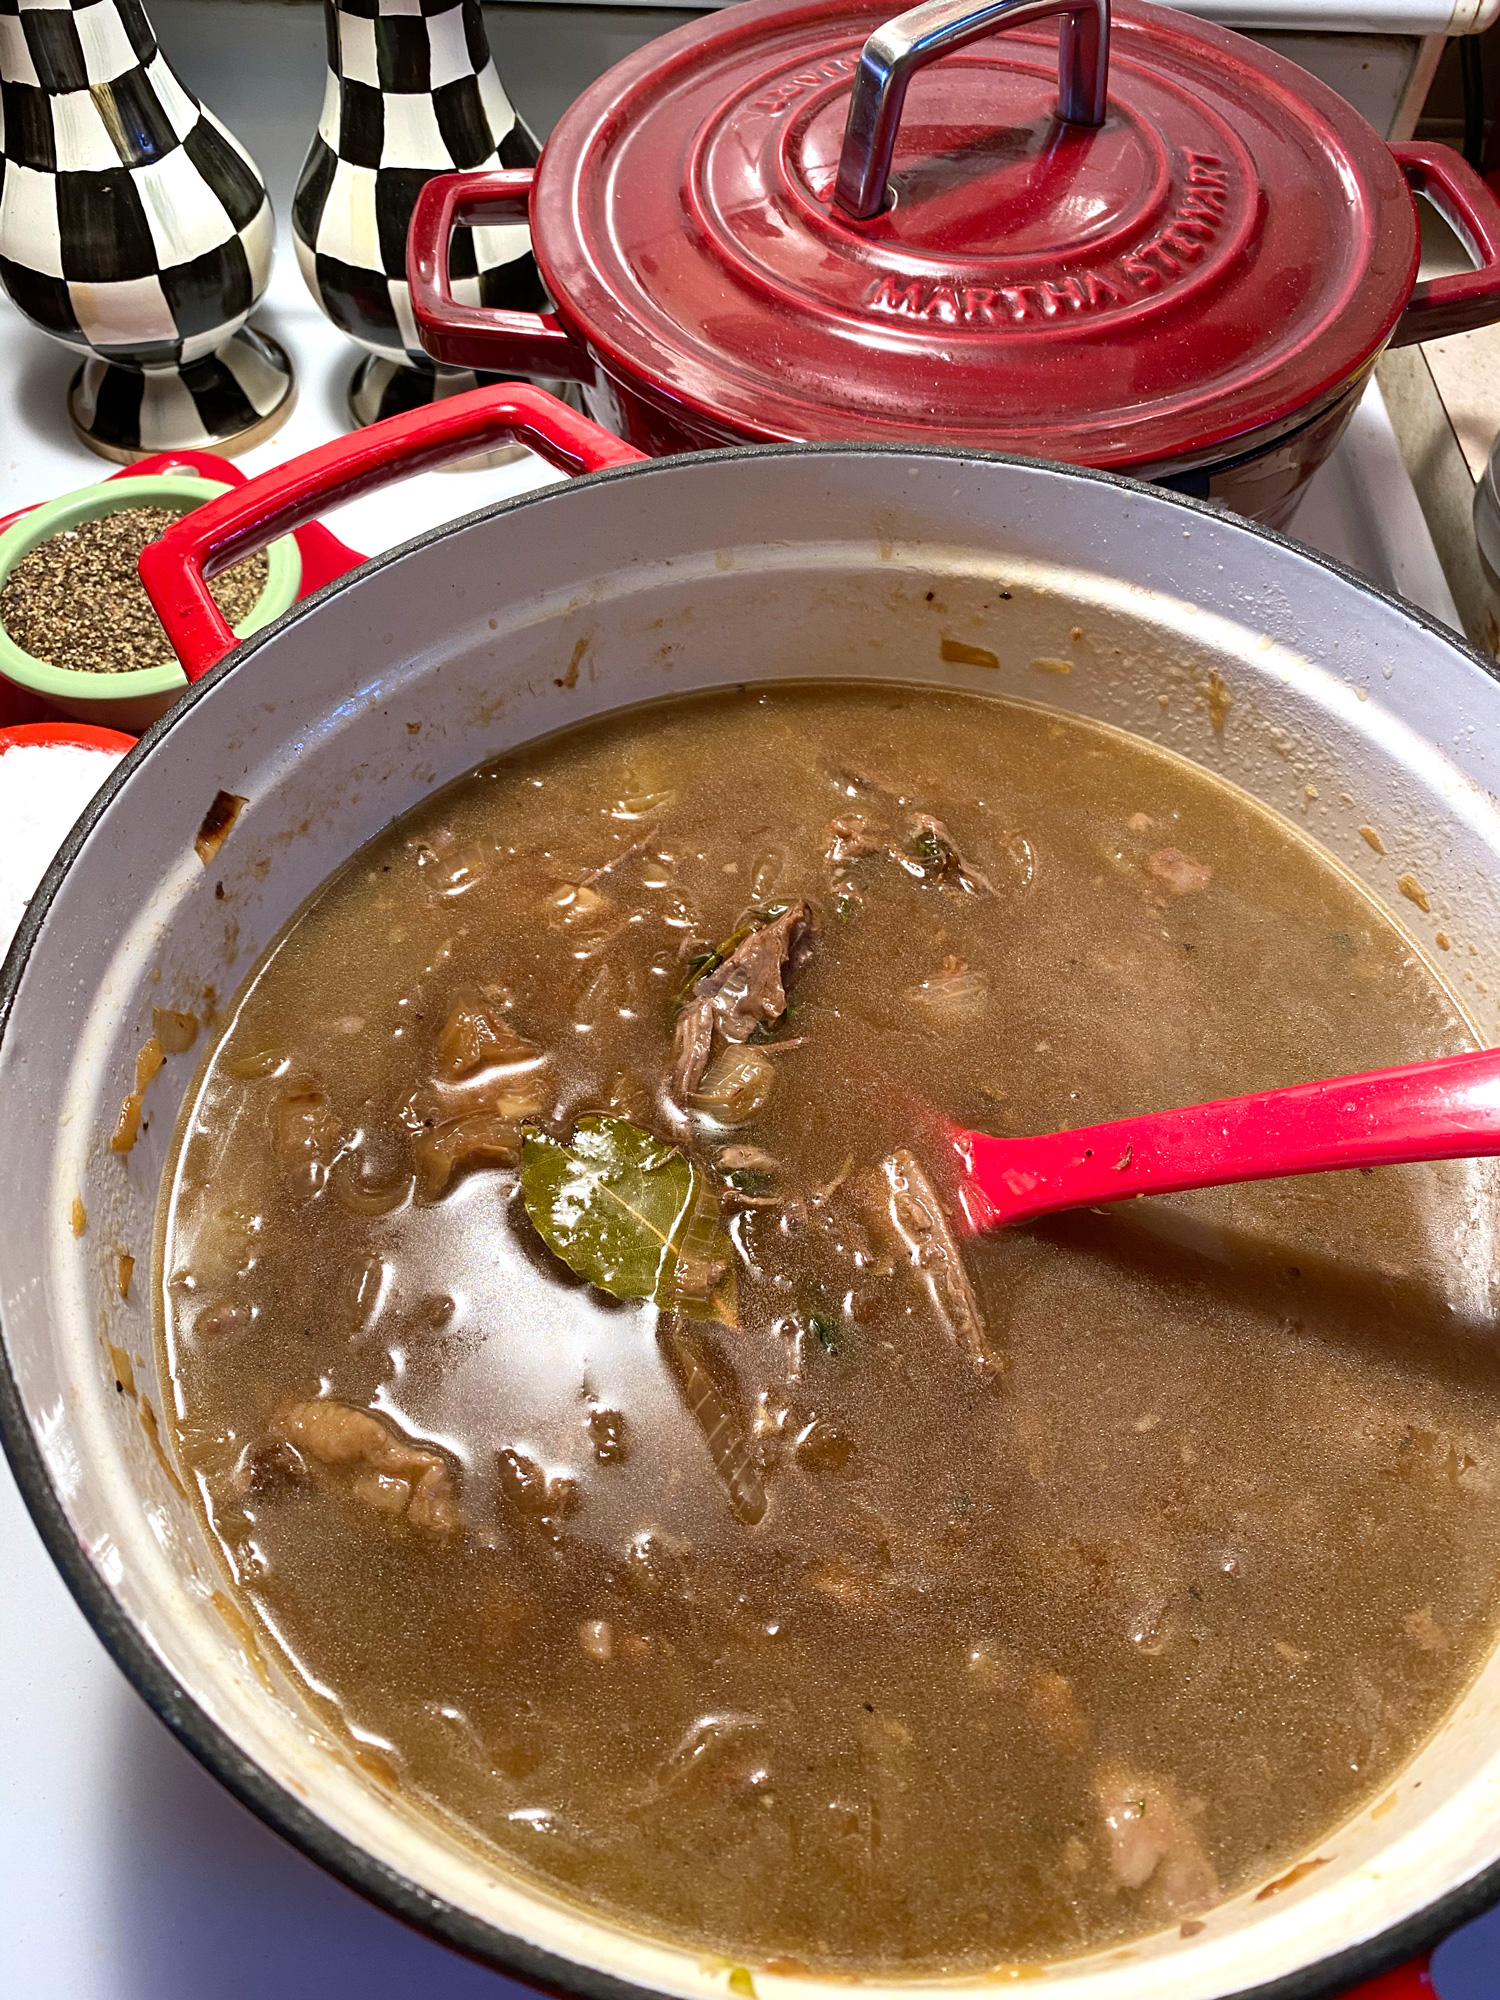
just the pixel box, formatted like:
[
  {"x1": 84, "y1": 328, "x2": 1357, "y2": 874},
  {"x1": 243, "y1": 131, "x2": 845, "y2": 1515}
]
[{"x1": 159, "y1": 684, "x2": 1500, "y2": 1973}]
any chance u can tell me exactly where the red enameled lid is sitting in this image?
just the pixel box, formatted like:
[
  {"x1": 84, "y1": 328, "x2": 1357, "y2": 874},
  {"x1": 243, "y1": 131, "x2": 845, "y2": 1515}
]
[{"x1": 533, "y1": 0, "x2": 1419, "y2": 468}]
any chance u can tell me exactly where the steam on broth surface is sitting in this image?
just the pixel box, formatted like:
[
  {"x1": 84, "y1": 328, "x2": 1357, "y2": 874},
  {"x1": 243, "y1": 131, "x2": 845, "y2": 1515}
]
[{"x1": 159, "y1": 683, "x2": 1500, "y2": 1972}]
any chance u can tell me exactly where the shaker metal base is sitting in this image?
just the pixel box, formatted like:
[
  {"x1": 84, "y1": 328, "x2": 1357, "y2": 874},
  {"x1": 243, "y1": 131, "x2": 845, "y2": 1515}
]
[{"x1": 67, "y1": 327, "x2": 297, "y2": 465}]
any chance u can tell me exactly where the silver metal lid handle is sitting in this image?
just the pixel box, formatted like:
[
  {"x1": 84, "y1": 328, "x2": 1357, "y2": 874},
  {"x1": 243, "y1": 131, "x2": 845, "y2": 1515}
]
[{"x1": 833, "y1": 0, "x2": 1111, "y2": 221}]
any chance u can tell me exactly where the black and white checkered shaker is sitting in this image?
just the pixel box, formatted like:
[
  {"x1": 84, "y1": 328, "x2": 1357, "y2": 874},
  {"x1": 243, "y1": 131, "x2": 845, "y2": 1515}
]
[
  {"x1": 0, "y1": 0, "x2": 294, "y2": 461},
  {"x1": 292, "y1": 0, "x2": 550, "y2": 433}
]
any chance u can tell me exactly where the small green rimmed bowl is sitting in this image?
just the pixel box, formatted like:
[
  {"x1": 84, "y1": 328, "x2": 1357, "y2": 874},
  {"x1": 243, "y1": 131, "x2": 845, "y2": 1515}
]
[{"x1": 0, "y1": 474, "x2": 300, "y2": 733}]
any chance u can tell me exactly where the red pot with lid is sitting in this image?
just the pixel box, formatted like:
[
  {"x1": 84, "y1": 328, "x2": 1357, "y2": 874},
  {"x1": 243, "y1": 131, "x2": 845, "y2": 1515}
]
[{"x1": 408, "y1": 0, "x2": 1500, "y2": 523}]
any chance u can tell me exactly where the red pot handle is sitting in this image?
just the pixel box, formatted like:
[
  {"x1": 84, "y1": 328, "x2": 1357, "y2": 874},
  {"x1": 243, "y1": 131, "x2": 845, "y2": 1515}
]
[
  {"x1": 123, "y1": 449, "x2": 367, "y2": 596},
  {"x1": 138, "y1": 383, "x2": 646, "y2": 682},
  {"x1": 1342, "y1": 1958, "x2": 1432, "y2": 2000},
  {"x1": 1390, "y1": 142, "x2": 1500, "y2": 347},
  {"x1": 408, "y1": 168, "x2": 595, "y2": 380}
]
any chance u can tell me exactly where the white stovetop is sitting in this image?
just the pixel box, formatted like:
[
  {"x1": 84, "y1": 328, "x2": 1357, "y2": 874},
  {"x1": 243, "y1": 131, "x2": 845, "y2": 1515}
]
[{"x1": 2, "y1": 5, "x2": 1499, "y2": 1995}]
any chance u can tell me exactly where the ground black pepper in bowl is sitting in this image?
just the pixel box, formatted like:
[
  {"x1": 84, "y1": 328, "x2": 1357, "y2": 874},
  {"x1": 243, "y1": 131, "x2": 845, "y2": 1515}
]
[{"x1": 0, "y1": 506, "x2": 270, "y2": 676}]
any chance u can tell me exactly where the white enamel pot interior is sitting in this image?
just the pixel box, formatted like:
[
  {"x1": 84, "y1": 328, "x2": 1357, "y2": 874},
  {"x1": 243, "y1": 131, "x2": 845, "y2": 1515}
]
[{"x1": 4, "y1": 446, "x2": 1500, "y2": 2000}]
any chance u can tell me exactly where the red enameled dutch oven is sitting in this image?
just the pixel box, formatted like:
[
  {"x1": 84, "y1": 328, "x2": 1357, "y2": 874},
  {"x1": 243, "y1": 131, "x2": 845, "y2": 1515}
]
[{"x1": 408, "y1": 0, "x2": 1500, "y2": 525}]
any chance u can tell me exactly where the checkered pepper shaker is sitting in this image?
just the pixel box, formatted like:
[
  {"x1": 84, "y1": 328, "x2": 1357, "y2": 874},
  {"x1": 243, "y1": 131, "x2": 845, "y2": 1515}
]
[
  {"x1": 294, "y1": 0, "x2": 551, "y2": 429},
  {"x1": 0, "y1": 0, "x2": 294, "y2": 460}
]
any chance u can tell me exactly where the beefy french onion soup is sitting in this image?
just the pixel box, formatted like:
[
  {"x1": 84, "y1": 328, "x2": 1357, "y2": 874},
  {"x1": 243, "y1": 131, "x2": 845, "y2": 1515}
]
[{"x1": 158, "y1": 684, "x2": 1500, "y2": 1973}]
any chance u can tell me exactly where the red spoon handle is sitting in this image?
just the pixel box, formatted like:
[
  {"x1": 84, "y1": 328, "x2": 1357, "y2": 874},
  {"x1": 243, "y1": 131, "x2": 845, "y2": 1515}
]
[{"x1": 958, "y1": 1047, "x2": 1500, "y2": 1230}]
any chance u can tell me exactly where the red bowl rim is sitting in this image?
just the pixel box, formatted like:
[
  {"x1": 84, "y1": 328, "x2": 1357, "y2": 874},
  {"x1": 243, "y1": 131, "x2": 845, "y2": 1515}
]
[{"x1": 0, "y1": 722, "x2": 137, "y2": 756}]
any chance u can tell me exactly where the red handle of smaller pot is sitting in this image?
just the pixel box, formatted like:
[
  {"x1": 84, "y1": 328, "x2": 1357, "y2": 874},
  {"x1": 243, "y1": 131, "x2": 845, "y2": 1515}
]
[
  {"x1": 1390, "y1": 142, "x2": 1500, "y2": 347},
  {"x1": 1342, "y1": 1957, "x2": 1432, "y2": 2000},
  {"x1": 140, "y1": 383, "x2": 646, "y2": 682},
  {"x1": 408, "y1": 169, "x2": 595, "y2": 380}
]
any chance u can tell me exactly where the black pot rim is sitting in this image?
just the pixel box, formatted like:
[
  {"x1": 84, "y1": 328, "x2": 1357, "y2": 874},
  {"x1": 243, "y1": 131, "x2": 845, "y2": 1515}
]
[{"x1": 2, "y1": 439, "x2": 1498, "y2": 2000}]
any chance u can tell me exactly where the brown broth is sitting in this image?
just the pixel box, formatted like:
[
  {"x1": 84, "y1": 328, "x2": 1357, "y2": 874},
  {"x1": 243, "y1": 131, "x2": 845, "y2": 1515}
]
[{"x1": 158, "y1": 683, "x2": 1500, "y2": 1973}]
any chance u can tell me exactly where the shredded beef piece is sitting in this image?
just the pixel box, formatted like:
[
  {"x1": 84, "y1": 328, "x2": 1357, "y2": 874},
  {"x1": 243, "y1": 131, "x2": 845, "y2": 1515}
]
[
  {"x1": 896, "y1": 812, "x2": 996, "y2": 895},
  {"x1": 826, "y1": 803, "x2": 1000, "y2": 898},
  {"x1": 696, "y1": 900, "x2": 819, "y2": 1044},
  {"x1": 878, "y1": 1149, "x2": 1005, "y2": 1376},
  {"x1": 1144, "y1": 846, "x2": 1212, "y2": 896},
  {"x1": 271, "y1": 1399, "x2": 462, "y2": 1532},
  {"x1": 671, "y1": 901, "x2": 819, "y2": 1101},
  {"x1": 587, "y1": 1406, "x2": 630, "y2": 1464},
  {"x1": 825, "y1": 814, "x2": 885, "y2": 864},
  {"x1": 671, "y1": 996, "x2": 716, "y2": 1098}
]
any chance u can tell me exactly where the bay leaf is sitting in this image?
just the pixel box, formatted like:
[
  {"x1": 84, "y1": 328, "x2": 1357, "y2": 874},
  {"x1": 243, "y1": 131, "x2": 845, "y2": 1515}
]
[{"x1": 520, "y1": 1116, "x2": 734, "y2": 1319}]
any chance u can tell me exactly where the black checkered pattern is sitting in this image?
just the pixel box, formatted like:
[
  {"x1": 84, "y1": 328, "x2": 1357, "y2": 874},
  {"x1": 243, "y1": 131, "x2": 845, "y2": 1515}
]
[
  {"x1": 292, "y1": 0, "x2": 546, "y2": 370},
  {"x1": 0, "y1": 0, "x2": 277, "y2": 387},
  {"x1": 68, "y1": 323, "x2": 290, "y2": 455}
]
